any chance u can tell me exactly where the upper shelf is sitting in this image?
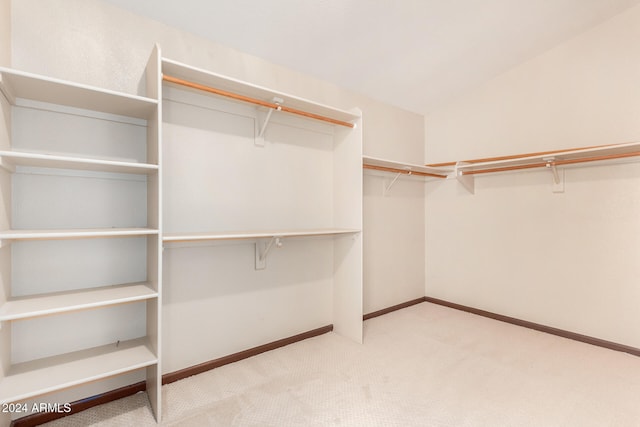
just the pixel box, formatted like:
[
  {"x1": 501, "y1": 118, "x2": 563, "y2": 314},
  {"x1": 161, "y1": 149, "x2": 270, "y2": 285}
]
[
  {"x1": 427, "y1": 142, "x2": 640, "y2": 175},
  {"x1": 363, "y1": 155, "x2": 451, "y2": 179},
  {"x1": 0, "y1": 228, "x2": 158, "y2": 241},
  {"x1": 163, "y1": 228, "x2": 360, "y2": 243},
  {"x1": 161, "y1": 58, "x2": 360, "y2": 128},
  {"x1": 0, "y1": 150, "x2": 158, "y2": 174},
  {"x1": 0, "y1": 67, "x2": 158, "y2": 119}
]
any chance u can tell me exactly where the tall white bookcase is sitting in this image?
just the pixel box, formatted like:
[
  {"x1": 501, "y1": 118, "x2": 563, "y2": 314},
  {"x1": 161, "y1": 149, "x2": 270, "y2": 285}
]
[
  {"x1": 0, "y1": 47, "x2": 162, "y2": 422},
  {"x1": 0, "y1": 46, "x2": 362, "y2": 424}
]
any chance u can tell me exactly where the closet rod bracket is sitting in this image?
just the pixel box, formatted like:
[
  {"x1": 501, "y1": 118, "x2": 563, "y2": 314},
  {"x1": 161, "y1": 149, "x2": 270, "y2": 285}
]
[
  {"x1": 544, "y1": 157, "x2": 560, "y2": 184},
  {"x1": 544, "y1": 157, "x2": 564, "y2": 193},
  {"x1": 0, "y1": 73, "x2": 16, "y2": 104},
  {"x1": 455, "y1": 161, "x2": 475, "y2": 194},
  {"x1": 255, "y1": 236, "x2": 283, "y2": 270},
  {"x1": 255, "y1": 97, "x2": 284, "y2": 146},
  {"x1": 384, "y1": 169, "x2": 410, "y2": 194},
  {"x1": 0, "y1": 158, "x2": 15, "y2": 173}
]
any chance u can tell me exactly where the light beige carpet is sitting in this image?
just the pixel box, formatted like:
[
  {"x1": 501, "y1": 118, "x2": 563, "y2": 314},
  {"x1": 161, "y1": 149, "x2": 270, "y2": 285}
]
[{"x1": 43, "y1": 302, "x2": 640, "y2": 426}]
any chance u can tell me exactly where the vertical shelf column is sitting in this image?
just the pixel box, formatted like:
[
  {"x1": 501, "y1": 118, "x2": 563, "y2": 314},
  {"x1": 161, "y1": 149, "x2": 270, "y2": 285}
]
[
  {"x1": 0, "y1": 58, "x2": 11, "y2": 427},
  {"x1": 0, "y1": 46, "x2": 162, "y2": 424},
  {"x1": 333, "y1": 109, "x2": 363, "y2": 344},
  {"x1": 144, "y1": 44, "x2": 162, "y2": 423}
]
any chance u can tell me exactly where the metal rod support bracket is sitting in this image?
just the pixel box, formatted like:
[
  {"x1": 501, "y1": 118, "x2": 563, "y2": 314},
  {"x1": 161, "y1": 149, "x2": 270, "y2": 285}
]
[
  {"x1": 255, "y1": 236, "x2": 282, "y2": 270},
  {"x1": 383, "y1": 167, "x2": 411, "y2": 195},
  {"x1": 0, "y1": 158, "x2": 15, "y2": 173},
  {"x1": 455, "y1": 161, "x2": 475, "y2": 194},
  {"x1": 0, "y1": 74, "x2": 15, "y2": 105},
  {"x1": 544, "y1": 157, "x2": 560, "y2": 184},
  {"x1": 255, "y1": 97, "x2": 284, "y2": 146},
  {"x1": 544, "y1": 157, "x2": 565, "y2": 192}
]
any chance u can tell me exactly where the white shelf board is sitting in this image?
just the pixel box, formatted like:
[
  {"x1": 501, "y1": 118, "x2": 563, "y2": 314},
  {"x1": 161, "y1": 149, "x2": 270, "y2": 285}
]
[
  {"x1": 163, "y1": 228, "x2": 361, "y2": 243},
  {"x1": 0, "y1": 283, "x2": 157, "y2": 322},
  {"x1": 0, "y1": 150, "x2": 158, "y2": 174},
  {"x1": 162, "y1": 58, "x2": 360, "y2": 125},
  {"x1": 457, "y1": 141, "x2": 640, "y2": 173},
  {"x1": 0, "y1": 337, "x2": 157, "y2": 404},
  {"x1": 0, "y1": 228, "x2": 158, "y2": 241},
  {"x1": 363, "y1": 155, "x2": 452, "y2": 176},
  {"x1": 0, "y1": 67, "x2": 157, "y2": 119}
]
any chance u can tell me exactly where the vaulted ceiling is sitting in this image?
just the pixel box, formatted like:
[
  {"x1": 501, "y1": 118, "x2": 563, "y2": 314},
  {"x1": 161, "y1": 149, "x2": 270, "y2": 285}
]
[{"x1": 102, "y1": 0, "x2": 640, "y2": 114}]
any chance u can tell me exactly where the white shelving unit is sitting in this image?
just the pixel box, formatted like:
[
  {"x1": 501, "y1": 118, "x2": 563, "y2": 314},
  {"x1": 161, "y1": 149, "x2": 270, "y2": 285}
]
[
  {"x1": 362, "y1": 155, "x2": 451, "y2": 177},
  {"x1": 161, "y1": 57, "x2": 364, "y2": 365},
  {"x1": 0, "y1": 150, "x2": 159, "y2": 174},
  {"x1": 454, "y1": 142, "x2": 640, "y2": 174},
  {"x1": 0, "y1": 228, "x2": 158, "y2": 241},
  {"x1": 0, "y1": 282, "x2": 158, "y2": 321},
  {"x1": 162, "y1": 58, "x2": 358, "y2": 127},
  {"x1": 0, "y1": 68, "x2": 157, "y2": 118},
  {"x1": 163, "y1": 228, "x2": 360, "y2": 242},
  {"x1": 164, "y1": 229, "x2": 361, "y2": 271},
  {"x1": 447, "y1": 142, "x2": 640, "y2": 194},
  {"x1": 1, "y1": 47, "x2": 362, "y2": 424},
  {"x1": 0, "y1": 46, "x2": 163, "y2": 422},
  {"x1": 0, "y1": 337, "x2": 157, "y2": 404},
  {"x1": 362, "y1": 155, "x2": 451, "y2": 194}
]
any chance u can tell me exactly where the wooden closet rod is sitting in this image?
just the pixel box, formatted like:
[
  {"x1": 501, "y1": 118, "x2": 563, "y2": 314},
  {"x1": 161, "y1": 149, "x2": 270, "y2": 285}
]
[
  {"x1": 463, "y1": 150, "x2": 640, "y2": 175},
  {"x1": 163, "y1": 75, "x2": 355, "y2": 128},
  {"x1": 426, "y1": 143, "x2": 618, "y2": 167},
  {"x1": 363, "y1": 164, "x2": 447, "y2": 179}
]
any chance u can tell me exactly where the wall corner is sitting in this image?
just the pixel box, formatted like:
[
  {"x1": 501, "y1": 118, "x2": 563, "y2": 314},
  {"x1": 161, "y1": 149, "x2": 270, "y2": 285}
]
[{"x1": 0, "y1": 0, "x2": 10, "y2": 67}]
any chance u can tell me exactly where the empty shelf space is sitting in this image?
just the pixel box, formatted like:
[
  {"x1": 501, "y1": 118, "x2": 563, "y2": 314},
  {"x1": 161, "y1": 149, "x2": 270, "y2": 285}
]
[
  {"x1": 0, "y1": 228, "x2": 158, "y2": 241},
  {"x1": 0, "y1": 150, "x2": 158, "y2": 174},
  {"x1": 0, "y1": 283, "x2": 158, "y2": 321},
  {"x1": 0, "y1": 337, "x2": 157, "y2": 404},
  {"x1": 363, "y1": 155, "x2": 451, "y2": 178},
  {"x1": 163, "y1": 228, "x2": 361, "y2": 243},
  {"x1": 0, "y1": 67, "x2": 157, "y2": 119}
]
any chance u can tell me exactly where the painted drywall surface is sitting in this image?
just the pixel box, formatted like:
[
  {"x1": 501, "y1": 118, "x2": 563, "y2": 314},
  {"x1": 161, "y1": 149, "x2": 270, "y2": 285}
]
[
  {"x1": 362, "y1": 105, "x2": 426, "y2": 313},
  {"x1": 9, "y1": 0, "x2": 424, "y2": 392},
  {"x1": 426, "y1": 3, "x2": 640, "y2": 162},
  {"x1": 357, "y1": 60, "x2": 426, "y2": 315},
  {"x1": 0, "y1": 0, "x2": 8, "y2": 67},
  {"x1": 364, "y1": 172, "x2": 426, "y2": 313},
  {"x1": 425, "y1": 4, "x2": 640, "y2": 347},
  {"x1": 361, "y1": 87, "x2": 426, "y2": 314}
]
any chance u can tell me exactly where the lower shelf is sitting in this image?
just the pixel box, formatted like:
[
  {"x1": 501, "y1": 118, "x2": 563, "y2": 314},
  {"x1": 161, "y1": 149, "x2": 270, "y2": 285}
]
[
  {"x1": 163, "y1": 228, "x2": 361, "y2": 243},
  {"x1": 0, "y1": 337, "x2": 157, "y2": 404},
  {"x1": 0, "y1": 282, "x2": 158, "y2": 321}
]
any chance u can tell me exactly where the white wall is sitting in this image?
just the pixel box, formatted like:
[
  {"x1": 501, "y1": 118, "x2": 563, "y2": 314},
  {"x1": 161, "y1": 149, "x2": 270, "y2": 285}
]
[
  {"x1": 0, "y1": 0, "x2": 8, "y2": 67},
  {"x1": 161, "y1": 89, "x2": 339, "y2": 371},
  {"x1": 363, "y1": 104, "x2": 426, "y2": 313},
  {"x1": 9, "y1": 0, "x2": 424, "y2": 378},
  {"x1": 425, "y1": 4, "x2": 640, "y2": 348}
]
